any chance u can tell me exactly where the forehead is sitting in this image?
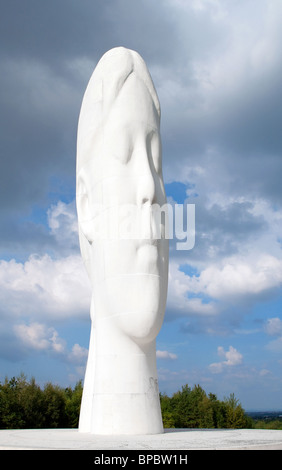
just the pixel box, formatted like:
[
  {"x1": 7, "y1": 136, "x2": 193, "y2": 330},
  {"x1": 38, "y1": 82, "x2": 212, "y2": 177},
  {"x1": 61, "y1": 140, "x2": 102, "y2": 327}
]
[
  {"x1": 106, "y1": 73, "x2": 160, "y2": 130},
  {"x1": 77, "y1": 75, "x2": 159, "y2": 165}
]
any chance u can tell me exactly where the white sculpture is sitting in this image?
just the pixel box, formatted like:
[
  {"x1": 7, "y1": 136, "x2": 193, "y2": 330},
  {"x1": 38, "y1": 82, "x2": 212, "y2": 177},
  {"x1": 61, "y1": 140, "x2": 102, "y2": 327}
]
[{"x1": 76, "y1": 47, "x2": 169, "y2": 435}]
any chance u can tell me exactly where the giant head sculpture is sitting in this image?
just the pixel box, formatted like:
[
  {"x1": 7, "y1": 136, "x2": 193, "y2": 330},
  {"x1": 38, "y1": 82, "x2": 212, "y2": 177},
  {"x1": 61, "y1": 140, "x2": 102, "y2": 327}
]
[{"x1": 76, "y1": 47, "x2": 169, "y2": 435}]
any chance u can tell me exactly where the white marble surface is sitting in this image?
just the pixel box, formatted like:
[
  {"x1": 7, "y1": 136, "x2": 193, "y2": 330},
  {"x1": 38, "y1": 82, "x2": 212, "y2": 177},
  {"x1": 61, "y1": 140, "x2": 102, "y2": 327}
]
[
  {"x1": 1, "y1": 428, "x2": 282, "y2": 450},
  {"x1": 76, "y1": 47, "x2": 168, "y2": 434}
]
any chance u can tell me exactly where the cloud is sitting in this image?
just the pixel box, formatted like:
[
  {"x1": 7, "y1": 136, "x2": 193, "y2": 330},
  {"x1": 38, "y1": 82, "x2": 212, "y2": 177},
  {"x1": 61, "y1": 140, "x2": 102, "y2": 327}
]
[
  {"x1": 0, "y1": 198, "x2": 80, "y2": 261},
  {"x1": 0, "y1": 199, "x2": 90, "y2": 353},
  {"x1": 0, "y1": 253, "x2": 90, "y2": 321},
  {"x1": 166, "y1": 190, "x2": 282, "y2": 328},
  {"x1": 0, "y1": 0, "x2": 282, "y2": 399},
  {"x1": 0, "y1": 58, "x2": 81, "y2": 215},
  {"x1": 47, "y1": 200, "x2": 79, "y2": 255},
  {"x1": 0, "y1": 0, "x2": 184, "y2": 217},
  {"x1": 265, "y1": 317, "x2": 282, "y2": 353},
  {"x1": 265, "y1": 317, "x2": 282, "y2": 336},
  {"x1": 209, "y1": 346, "x2": 243, "y2": 374},
  {"x1": 156, "y1": 1, "x2": 282, "y2": 211},
  {"x1": 1, "y1": 0, "x2": 282, "y2": 221},
  {"x1": 166, "y1": 249, "x2": 282, "y2": 327},
  {"x1": 68, "y1": 343, "x2": 88, "y2": 365},
  {"x1": 166, "y1": 261, "x2": 218, "y2": 319},
  {"x1": 13, "y1": 321, "x2": 88, "y2": 369},
  {"x1": 14, "y1": 322, "x2": 66, "y2": 353},
  {"x1": 196, "y1": 255, "x2": 282, "y2": 300},
  {"x1": 156, "y1": 350, "x2": 178, "y2": 360}
]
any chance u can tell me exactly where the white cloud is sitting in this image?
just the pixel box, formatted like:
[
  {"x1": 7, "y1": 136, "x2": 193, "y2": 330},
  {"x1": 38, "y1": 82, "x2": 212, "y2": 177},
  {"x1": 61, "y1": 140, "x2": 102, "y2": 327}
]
[
  {"x1": 259, "y1": 369, "x2": 271, "y2": 377},
  {"x1": 201, "y1": 255, "x2": 282, "y2": 299},
  {"x1": 265, "y1": 317, "x2": 282, "y2": 353},
  {"x1": 67, "y1": 343, "x2": 88, "y2": 365},
  {"x1": 14, "y1": 322, "x2": 66, "y2": 354},
  {"x1": 265, "y1": 317, "x2": 282, "y2": 336},
  {"x1": 266, "y1": 337, "x2": 282, "y2": 353},
  {"x1": 47, "y1": 200, "x2": 79, "y2": 252},
  {"x1": 181, "y1": 254, "x2": 282, "y2": 302},
  {"x1": 0, "y1": 253, "x2": 91, "y2": 321},
  {"x1": 157, "y1": 350, "x2": 178, "y2": 360},
  {"x1": 209, "y1": 346, "x2": 243, "y2": 374},
  {"x1": 166, "y1": 261, "x2": 217, "y2": 318},
  {"x1": 13, "y1": 321, "x2": 88, "y2": 368},
  {"x1": 166, "y1": 249, "x2": 282, "y2": 325},
  {"x1": 0, "y1": 199, "x2": 91, "y2": 365}
]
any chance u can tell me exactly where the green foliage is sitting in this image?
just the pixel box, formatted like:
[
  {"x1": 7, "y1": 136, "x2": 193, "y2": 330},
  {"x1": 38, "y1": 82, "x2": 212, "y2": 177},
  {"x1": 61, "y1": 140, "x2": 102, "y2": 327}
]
[
  {"x1": 0, "y1": 375, "x2": 255, "y2": 430},
  {"x1": 0, "y1": 374, "x2": 82, "y2": 429},
  {"x1": 253, "y1": 419, "x2": 282, "y2": 430},
  {"x1": 64, "y1": 381, "x2": 83, "y2": 428},
  {"x1": 223, "y1": 392, "x2": 252, "y2": 429},
  {"x1": 159, "y1": 392, "x2": 176, "y2": 428},
  {"x1": 160, "y1": 384, "x2": 252, "y2": 429}
]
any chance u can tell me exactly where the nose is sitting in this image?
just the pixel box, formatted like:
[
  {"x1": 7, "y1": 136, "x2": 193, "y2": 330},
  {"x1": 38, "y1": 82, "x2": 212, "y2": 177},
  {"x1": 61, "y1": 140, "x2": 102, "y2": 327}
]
[
  {"x1": 138, "y1": 174, "x2": 156, "y2": 206},
  {"x1": 137, "y1": 172, "x2": 156, "y2": 207},
  {"x1": 136, "y1": 145, "x2": 156, "y2": 206}
]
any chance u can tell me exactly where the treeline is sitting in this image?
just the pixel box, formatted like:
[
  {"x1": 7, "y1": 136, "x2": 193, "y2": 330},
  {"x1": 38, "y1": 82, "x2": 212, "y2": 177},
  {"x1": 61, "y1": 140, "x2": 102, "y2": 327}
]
[
  {"x1": 0, "y1": 374, "x2": 254, "y2": 430},
  {"x1": 0, "y1": 374, "x2": 82, "y2": 429},
  {"x1": 252, "y1": 419, "x2": 282, "y2": 430},
  {"x1": 160, "y1": 384, "x2": 253, "y2": 429}
]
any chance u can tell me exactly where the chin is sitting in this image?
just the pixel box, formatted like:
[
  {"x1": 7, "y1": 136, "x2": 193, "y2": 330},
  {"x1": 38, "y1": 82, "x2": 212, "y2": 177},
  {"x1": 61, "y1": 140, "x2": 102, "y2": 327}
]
[{"x1": 96, "y1": 273, "x2": 167, "y2": 343}]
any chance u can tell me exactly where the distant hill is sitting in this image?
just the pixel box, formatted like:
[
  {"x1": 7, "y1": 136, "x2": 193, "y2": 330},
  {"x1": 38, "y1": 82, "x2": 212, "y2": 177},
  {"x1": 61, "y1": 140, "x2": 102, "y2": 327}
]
[{"x1": 246, "y1": 411, "x2": 282, "y2": 420}]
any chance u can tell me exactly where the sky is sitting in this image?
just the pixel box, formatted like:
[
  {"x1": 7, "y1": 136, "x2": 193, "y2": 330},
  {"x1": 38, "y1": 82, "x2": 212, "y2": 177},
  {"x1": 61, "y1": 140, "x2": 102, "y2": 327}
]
[{"x1": 1, "y1": 0, "x2": 282, "y2": 411}]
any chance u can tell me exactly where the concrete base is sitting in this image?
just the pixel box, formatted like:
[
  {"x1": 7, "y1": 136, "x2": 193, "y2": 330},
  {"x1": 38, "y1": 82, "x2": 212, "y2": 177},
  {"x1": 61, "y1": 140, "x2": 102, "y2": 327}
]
[{"x1": 0, "y1": 428, "x2": 282, "y2": 450}]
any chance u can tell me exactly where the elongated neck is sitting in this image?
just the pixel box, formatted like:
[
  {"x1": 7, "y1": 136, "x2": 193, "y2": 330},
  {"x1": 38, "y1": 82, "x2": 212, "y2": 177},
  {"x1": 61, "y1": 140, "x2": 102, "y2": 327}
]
[{"x1": 92, "y1": 319, "x2": 163, "y2": 434}]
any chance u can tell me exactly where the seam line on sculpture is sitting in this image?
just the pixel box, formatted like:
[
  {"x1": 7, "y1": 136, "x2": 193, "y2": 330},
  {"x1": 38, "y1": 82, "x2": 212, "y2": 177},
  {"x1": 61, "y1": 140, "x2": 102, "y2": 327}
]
[
  {"x1": 76, "y1": 170, "x2": 160, "y2": 194},
  {"x1": 93, "y1": 273, "x2": 162, "y2": 286},
  {"x1": 106, "y1": 272, "x2": 161, "y2": 277},
  {"x1": 98, "y1": 309, "x2": 159, "y2": 320}
]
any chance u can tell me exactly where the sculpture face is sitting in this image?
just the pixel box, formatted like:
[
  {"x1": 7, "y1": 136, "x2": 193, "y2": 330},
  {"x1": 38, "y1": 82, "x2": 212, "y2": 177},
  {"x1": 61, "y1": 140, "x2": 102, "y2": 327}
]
[{"x1": 77, "y1": 49, "x2": 168, "y2": 343}]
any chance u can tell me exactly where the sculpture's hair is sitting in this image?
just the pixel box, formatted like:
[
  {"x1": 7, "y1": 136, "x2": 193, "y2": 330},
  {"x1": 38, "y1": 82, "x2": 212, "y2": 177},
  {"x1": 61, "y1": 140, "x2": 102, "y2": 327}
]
[{"x1": 76, "y1": 47, "x2": 160, "y2": 173}]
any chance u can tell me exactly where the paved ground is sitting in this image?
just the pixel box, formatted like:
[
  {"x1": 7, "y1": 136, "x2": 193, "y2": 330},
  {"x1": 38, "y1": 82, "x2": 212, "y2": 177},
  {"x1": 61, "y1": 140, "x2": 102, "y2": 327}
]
[{"x1": 0, "y1": 428, "x2": 282, "y2": 450}]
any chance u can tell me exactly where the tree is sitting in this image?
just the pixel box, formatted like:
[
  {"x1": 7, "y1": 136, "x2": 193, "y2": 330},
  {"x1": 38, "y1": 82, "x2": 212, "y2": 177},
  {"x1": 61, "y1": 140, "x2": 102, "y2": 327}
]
[
  {"x1": 170, "y1": 384, "x2": 215, "y2": 428},
  {"x1": 208, "y1": 392, "x2": 227, "y2": 428},
  {"x1": 224, "y1": 393, "x2": 251, "y2": 429},
  {"x1": 17, "y1": 376, "x2": 45, "y2": 428},
  {"x1": 171, "y1": 384, "x2": 194, "y2": 428},
  {"x1": 197, "y1": 394, "x2": 214, "y2": 428},
  {"x1": 43, "y1": 382, "x2": 67, "y2": 428},
  {"x1": 160, "y1": 393, "x2": 176, "y2": 428},
  {"x1": 64, "y1": 380, "x2": 83, "y2": 428},
  {"x1": 0, "y1": 374, "x2": 84, "y2": 429},
  {"x1": 0, "y1": 374, "x2": 28, "y2": 429}
]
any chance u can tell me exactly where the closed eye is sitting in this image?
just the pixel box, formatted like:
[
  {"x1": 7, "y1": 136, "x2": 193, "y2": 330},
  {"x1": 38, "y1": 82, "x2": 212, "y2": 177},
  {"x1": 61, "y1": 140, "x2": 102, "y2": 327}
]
[
  {"x1": 147, "y1": 130, "x2": 161, "y2": 175},
  {"x1": 112, "y1": 131, "x2": 133, "y2": 165}
]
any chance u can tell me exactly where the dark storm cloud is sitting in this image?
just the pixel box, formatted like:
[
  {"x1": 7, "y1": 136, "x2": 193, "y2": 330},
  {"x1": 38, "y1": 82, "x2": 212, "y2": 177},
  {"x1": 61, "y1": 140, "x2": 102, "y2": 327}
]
[
  {"x1": 154, "y1": 1, "x2": 282, "y2": 209},
  {"x1": 1, "y1": 0, "x2": 282, "y2": 259},
  {"x1": 0, "y1": 0, "x2": 110, "y2": 63},
  {"x1": 0, "y1": 0, "x2": 181, "y2": 217},
  {"x1": 0, "y1": 57, "x2": 80, "y2": 212},
  {"x1": 202, "y1": 51, "x2": 282, "y2": 205},
  {"x1": 0, "y1": 0, "x2": 179, "y2": 66},
  {"x1": 161, "y1": 53, "x2": 282, "y2": 203}
]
